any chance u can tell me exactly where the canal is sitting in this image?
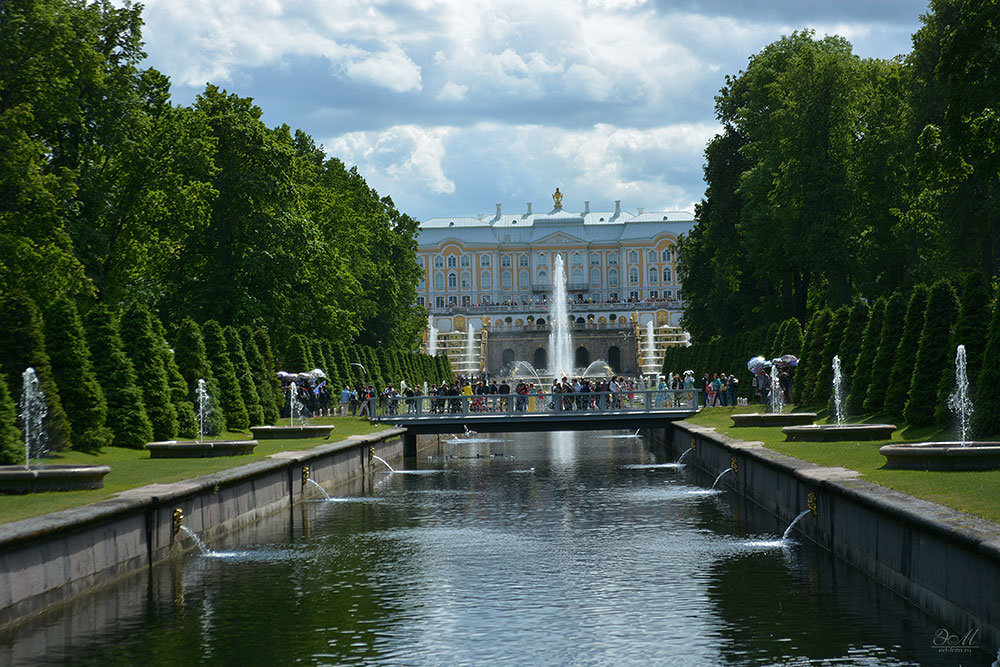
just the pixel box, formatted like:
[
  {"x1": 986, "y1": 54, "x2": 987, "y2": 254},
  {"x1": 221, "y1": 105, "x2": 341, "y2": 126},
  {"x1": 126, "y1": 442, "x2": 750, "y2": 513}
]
[{"x1": 2, "y1": 430, "x2": 994, "y2": 665}]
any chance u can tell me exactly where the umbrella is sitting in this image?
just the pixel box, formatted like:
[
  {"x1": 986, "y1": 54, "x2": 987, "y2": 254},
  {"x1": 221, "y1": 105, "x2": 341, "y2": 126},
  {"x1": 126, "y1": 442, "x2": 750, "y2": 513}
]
[
  {"x1": 780, "y1": 354, "x2": 799, "y2": 364},
  {"x1": 747, "y1": 356, "x2": 766, "y2": 373},
  {"x1": 308, "y1": 368, "x2": 327, "y2": 378},
  {"x1": 277, "y1": 371, "x2": 293, "y2": 378}
]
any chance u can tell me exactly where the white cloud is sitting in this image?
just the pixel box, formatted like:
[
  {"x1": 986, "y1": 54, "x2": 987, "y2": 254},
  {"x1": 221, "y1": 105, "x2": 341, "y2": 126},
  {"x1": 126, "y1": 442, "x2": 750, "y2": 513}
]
[
  {"x1": 437, "y1": 81, "x2": 469, "y2": 101},
  {"x1": 328, "y1": 125, "x2": 455, "y2": 195},
  {"x1": 346, "y1": 46, "x2": 422, "y2": 92}
]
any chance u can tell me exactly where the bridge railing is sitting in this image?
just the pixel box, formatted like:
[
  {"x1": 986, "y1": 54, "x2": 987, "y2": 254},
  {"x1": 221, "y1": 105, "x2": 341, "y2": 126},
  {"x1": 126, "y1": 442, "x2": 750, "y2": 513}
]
[{"x1": 363, "y1": 389, "x2": 699, "y2": 419}]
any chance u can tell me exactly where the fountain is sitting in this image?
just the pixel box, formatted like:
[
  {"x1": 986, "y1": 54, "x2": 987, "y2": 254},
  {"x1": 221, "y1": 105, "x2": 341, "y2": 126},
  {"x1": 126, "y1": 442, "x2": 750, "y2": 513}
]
[
  {"x1": 880, "y1": 344, "x2": 1000, "y2": 470},
  {"x1": 147, "y1": 379, "x2": 259, "y2": 457},
  {"x1": 731, "y1": 359, "x2": 816, "y2": 428},
  {"x1": 581, "y1": 360, "x2": 613, "y2": 378},
  {"x1": 781, "y1": 509, "x2": 812, "y2": 540},
  {"x1": 781, "y1": 358, "x2": 896, "y2": 442},
  {"x1": 548, "y1": 254, "x2": 572, "y2": 379},
  {"x1": 427, "y1": 318, "x2": 438, "y2": 356},
  {"x1": 371, "y1": 454, "x2": 396, "y2": 473},
  {"x1": 305, "y1": 478, "x2": 332, "y2": 500},
  {"x1": 503, "y1": 360, "x2": 543, "y2": 385},
  {"x1": 675, "y1": 447, "x2": 693, "y2": 464},
  {"x1": 250, "y1": 380, "x2": 334, "y2": 440},
  {"x1": 643, "y1": 321, "x2": 656, "y2": 377},
  {"x1": 179, "y1": 525, "x2": 212, "y2": 555},
  {"x1": 0, "y1": 368, "x2": 111, "y2": 493},
  {"x1": 711, "y1": 467, "x2": 733, "y2": 489}
]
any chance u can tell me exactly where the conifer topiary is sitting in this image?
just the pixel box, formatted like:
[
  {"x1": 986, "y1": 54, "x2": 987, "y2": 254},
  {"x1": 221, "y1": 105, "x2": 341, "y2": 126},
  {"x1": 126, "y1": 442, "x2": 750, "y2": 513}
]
[
  {"x1": 253, "y1": 329, "x2": 282, "y2": 419},
  {"x1": 309, "y1": 340, "x2": 328, "y2": 375},
  {"x1": 0, "y1": 379, "x2": 22, "y2": 465},
  {"x1": 847, "y1": 298, "x2": 886, "y2": 415},
  {"x1": 934, "y1": 272, "x2": 992, "y2": 426},
  {"x1": 285, "y1": 335, "x2": 312, "y2": 373},
  {"x1": 779, "y1": 317, "x2": 803, "y2": 359},
  {"x1": 0, "y1": 290, "x2": 73, "y2": 451},
  {"x1": 972, "y1": 298, "x2": 1000, "y2": 438},
  {"x1": 796, "y1": 309, "x2": 832, "y2": 405},
  {"x1": 764, "y1": 322, "x2": 781, "y2": 358},
  {"x1": 225, "y1": 326, "x2": 264, "y2": 427},
  {"x1": 172, "y1": 318, "x2": 226, "y2": 436},
  {"x1": 121, "y1": 303, "x2": 178, "y2": 441},
  {"x1": 334, "y1": 342, "x2": 356, "y2": 387},
  {"x1": 815, "y1": 306, "x2": 851, "y2": 404},
  {"x1": 864, "y1": 292, "x2": 907, "y2": 414},
  {"x1": 839, "y1": 301, "x2": 870, "y2": 383},
  {"x1": 152, "y1": 316, "x2": 198, "y2": 439},
  {"x1": 792, "y1": 311, "x2": 820, "y2": 404},
  {"x1": 904, "y1": 280, "x2": 958, "y2": 427},
  {"x1": 85, "y1": 304, "x2": 154, "y2": 448},
  {"x1": 202, "y1": 320, "x2": 249, "y2": 431},
  {"x1": 44, "y1": 297, "x2": 111, "y2": 452},
  {"x1": 882, "y1": 285, "x2": 930, "y2": 418},
  {"x1": 240, "y1": 327, "x2": 279, "y2": 425}
]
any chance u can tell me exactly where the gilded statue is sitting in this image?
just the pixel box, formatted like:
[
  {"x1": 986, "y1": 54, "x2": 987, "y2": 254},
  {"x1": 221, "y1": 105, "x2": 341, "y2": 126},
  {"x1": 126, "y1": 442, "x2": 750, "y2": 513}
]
[{"x1": 552, "y1": 187, "x2": 563, "y2": 208}]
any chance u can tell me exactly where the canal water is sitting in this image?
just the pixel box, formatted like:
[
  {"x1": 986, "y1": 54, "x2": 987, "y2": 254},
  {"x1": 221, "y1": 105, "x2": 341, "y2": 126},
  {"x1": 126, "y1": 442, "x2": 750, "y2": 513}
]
[{"x1": 2, "y1": 431, "x2": 995, "y2": 666}]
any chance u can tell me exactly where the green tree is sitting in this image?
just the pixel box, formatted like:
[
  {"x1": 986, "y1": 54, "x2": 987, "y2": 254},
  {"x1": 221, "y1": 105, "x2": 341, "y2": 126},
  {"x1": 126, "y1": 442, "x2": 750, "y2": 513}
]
[
  {"x1": 815, "y1": 307, "x2": 851, "y2": 403},
  {"x1": 883, "y1": 285, "x2": 930, "y2": 418},
  {"x1": 864, "y1": 292, "x2": 908, "y2": 414},
  {"x1": 84, "y1": 303, "x2": 153, "y2": 448},
  {"x1": 904, "y1": 280, "x2": 958, "y2": 426},
  {"x1": 120, "y1": 303, "x2": 177, "y2": 441},
  {"x1": 0, "y1": 379, "x2": 23, "y2": 465},
  {"x1": 846, "y1": 298, "x2": 887, "y2": 415},
  {"x1": 934, "y1": 271, "x2": 992, "y2": 425},
  {"x1": 284, "y1": 335, "x2": 312, "y2": 373},
  {"x1": 225, "y1": 326, "x2": 264, "y2": 427},
  {"x1": 202, "y1": 320, "x2": 248, "y2": 431},
  {"x1": 253, "y1": 329, "x2": 282, "y2": 419},
  {"x1": 153, "y1": 316, "x2": 198, "y2": 439},
  {"x1": 796, "y1": 309, "x2": 832, "y2": 405},
  {"x1": 972, "y1": 299, "x2": 1000, "y2": 437},
  {"x1": 839, "y1": 301, "x2": 870, "y2": 383},
  {"x1": 171, "y1": 317, "x2": 225, "y2": 436},
  {"x1": 240, "y1": 326, "x2": 279, "y2": 425},
  {"x1": 44, "y1": 297, "x2": 111, "y2": 452},
  {"x1": 0, "y1": 290, "x2": 72, "y2": 451},
  {"x1": 779, "y1": 317, "x2": 803, "y2": 358}
]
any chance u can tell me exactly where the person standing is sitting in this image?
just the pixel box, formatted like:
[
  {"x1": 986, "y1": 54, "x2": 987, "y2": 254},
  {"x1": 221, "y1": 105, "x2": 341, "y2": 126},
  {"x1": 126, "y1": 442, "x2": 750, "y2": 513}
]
[{"x1": 340, "y1": 386, "x2": 351, "y2": 417}]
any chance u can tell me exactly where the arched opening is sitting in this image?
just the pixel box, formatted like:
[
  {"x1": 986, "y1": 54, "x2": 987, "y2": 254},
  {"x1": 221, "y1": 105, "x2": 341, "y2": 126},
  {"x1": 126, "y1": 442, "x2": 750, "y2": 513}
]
[
  {"x1": 502, "y1": 348, "x2": 515, "y2": 368},
  {"x1": 575, "y1": 346, "x2": 590, "y2": 369},
  {"x1": 536, "y1": 317, "x2": 546, "y2": 328},
  {"x1": 575, "y1": 317, "x2": 585, "y2": 325},
  {"x1": 533, "y1": 347, "x2": 548, "y2": 371},
  {"x1": 608, "y1": 346, "x2": 622, "y2": 373}
]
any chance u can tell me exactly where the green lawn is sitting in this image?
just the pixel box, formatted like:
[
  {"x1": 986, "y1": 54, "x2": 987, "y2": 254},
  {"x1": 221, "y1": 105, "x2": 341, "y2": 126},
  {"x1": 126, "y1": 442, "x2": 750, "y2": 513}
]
[
  {"x1": 686, "y1": 406, "x2": 1000, "y2": 524},
  {"x1": 1, "y1": 418, "x2": 390, "y2": 525}
]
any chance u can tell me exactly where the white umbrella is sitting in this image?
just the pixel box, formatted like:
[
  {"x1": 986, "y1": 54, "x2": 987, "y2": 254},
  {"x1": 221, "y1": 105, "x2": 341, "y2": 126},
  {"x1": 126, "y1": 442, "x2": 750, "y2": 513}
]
[{"x1": 308, "y1": 368, "x2": 326, "y2": 378}]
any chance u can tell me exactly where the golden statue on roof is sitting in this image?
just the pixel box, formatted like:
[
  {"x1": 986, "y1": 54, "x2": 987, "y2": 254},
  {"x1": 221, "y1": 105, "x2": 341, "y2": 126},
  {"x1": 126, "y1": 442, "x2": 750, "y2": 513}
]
[{"x1": 552, "y1": 187, "x2": 563, "y2": 209}]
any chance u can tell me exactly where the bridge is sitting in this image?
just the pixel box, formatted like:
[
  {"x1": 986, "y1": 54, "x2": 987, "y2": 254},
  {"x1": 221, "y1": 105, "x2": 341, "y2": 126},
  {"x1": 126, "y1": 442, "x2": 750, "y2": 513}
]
[{"x1": 367, "y1": 389, "x2": 700, "y2": 456}]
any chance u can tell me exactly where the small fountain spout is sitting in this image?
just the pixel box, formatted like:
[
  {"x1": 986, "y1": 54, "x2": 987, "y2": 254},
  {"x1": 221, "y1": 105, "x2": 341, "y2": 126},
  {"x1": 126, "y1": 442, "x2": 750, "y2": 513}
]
[
  {"x1": 371, "y1": 454, "x2": 396, "y2": 473},
  {"x1": 676, "y1": 447, "x2": 693, "y2": 464},
  {"x1": 948, "y1": 345, "x2": 973, "y2": 446},
  {"x1": 306, "y1": 478, "x2": 332, "y2": 500},
  {"x1": 178, "y1": 525, "x2": 211, "y2": 555},
  {"x1": 711, "y1": 467, "x2": 733, "y2": 489},
  {"x1": 832, "y1": 356, "x2": 845, "y2": 426},
  {"x1": 782, "y1": 509, "x2": 813, "y2": 540}
]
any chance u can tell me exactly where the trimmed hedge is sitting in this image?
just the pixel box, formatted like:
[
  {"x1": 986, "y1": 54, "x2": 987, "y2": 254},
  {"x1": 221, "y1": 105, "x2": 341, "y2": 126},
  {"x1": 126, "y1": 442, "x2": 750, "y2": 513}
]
[
  {"x1": 121, "y1": 303, "x2": 178, "y2": 441},
  {"x1": 0, "y1": 379, "x2": 22, "y2": 465},
  {"x1": 864, "y1": 292, "x2": 907, "y2": 414},
  {"x1": 202, "y1": 320, "x2": 249, "y2": 431},
  {"x1": 226, "y1": 326, "x2": 264, "y2": 428},
  {"x1": 846, "y1": 297, "x2": 886, "y2": 415},
  {"x1": 904, "y1": 280, "x2": 958, "y2": 427},
  {"x1": 935, "y1": 271, "x2": 991, "y2": 426},
  {"x1": 972, "y1": 298, "x2": 1000, "y2": 437},
  {"x1": 882, "y1": 284, "x2": 930, "y2": 418}
]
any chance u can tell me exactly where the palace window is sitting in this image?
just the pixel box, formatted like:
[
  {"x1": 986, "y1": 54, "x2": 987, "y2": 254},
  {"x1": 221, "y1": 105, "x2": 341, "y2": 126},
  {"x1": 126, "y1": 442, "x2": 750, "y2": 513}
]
[
  {"x1": 502, "y1": 271, "x2": 512, "y2": 288},
  {"x1": 572, "y1": 268, "x2": 584, "y2": 285},
  {"x1": 628, "y1": 250, "x2": 638, "y2": 264},
  {"x1": 460, "y1": 271, "x2": 470, "y2": 289},
  {"x1": 648, "y1": 267, "x2": 658, "y2": 283},
  {"x1": 663, "y1": 267, "x2": 672, "y2": 283},
  {"x1": 418, "y1": 256, "x2": 425, "y2": 268},
  {"x1": 590, "y1": 267, "x2": 601, "y2": 286},
  {"x1": 417, "y1": 296, "x2": 425, "y2": 307},
  {"x1": 434, "y1": 272, "x2": 444, "y2": 291},
  {"x1": 448, "y1": 296, "x2": 457, "y2": 306},
  {"x1": 537, "y1": 269, "x2": 549, "y2": 284},
  {"x1": 447, "y1": 256, "x2": 457, "y2": 268},
  {"x1": 608, "y1": 254, "x2": 618, "y2": 265},
  {"x1": 647, "y1": 249, "x2": 657, "y2": 263},
  {"x1": 629, "y1": 291, "x2": 639, "y2": 301},
  {"x1": 418, "y1": 277, "x2": 425, "y2": 290},
  {"x1": 448, "y1": 272, "x2": 457, "y2": 289},
  {"x1": 590, "y1": 254, "x2": 601, "y2": 265},
  {"x1": 519, "y1": 255, "x2": 529, "y2": 267},
  {"x1": 661, "y1": 248, "x2": 673, "y2": 262},
  {"x1": 436, "y1": 296, "x2": 445, "y2": 308},
  {"x1": 572, "y1": 252, "x2": 582, "y2": 266},
  {"x1": 501, "y1": 255, "x2": 512, "y2": 268},
  {"x1": 481, "y1": 254, "x2": 491, "y2": 267},
  {"x1": 649, "y1": 291, "x2": 658, "y2": 300},
  {"x1": 519, "y1": 269, "x2": 529, "y2": 287},
  {"x1": 481, "y1": 270, "x2": 492, "y2": 289},
  {"x1": 462, "y1": 295, "x2": 471, "y2": 306},
  {"x1": 434, "y1": 255, "x2": 444, "y2": 268},
  {"x1": 629, "y1": 267, "x2": 639, "y2": 285},
  {"x1": 460, "y1": 255, "x2": 470, "y2": 268},
  {"x1": 608, "y1": 269, "x2": 619, "y2": 286}
]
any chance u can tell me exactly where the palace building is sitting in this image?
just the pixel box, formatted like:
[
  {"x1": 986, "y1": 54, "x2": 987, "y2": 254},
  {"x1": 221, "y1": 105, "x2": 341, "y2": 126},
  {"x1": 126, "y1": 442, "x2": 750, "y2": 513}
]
[{"x1": 417, "y1": 192, "x2": 695, "y2": 377}]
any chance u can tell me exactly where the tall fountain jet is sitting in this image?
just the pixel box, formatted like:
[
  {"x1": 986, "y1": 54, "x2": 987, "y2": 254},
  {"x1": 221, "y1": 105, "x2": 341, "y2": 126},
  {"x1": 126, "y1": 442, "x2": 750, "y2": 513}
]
[
  {"x1": 464, "y1": 323, "x2": 476, "y2": 376},
  {"x1": 427, "y1": 318, "x2": 438, "y2": 356},
  {"x1": 645, "y1": 321, "x2": 656, "y2": 376},
  {"x1": 548, "y1": 254, "x2": 572, "y2": 379}
]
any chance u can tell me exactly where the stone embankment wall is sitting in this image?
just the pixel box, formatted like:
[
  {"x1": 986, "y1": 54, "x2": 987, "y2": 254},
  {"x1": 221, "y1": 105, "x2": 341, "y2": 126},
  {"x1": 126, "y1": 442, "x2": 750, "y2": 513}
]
[
  {"x1": 0, "y1": 429, "x2": 412, "y2": 628},
  {"x1": 654, "y1": 422, "x2": 1000, "y2": 655}
]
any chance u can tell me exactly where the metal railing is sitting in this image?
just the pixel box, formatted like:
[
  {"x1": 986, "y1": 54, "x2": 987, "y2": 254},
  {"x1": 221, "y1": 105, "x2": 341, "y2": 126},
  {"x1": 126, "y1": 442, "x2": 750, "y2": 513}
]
[
  {"x1": 426, "y1": 299, "x2": 684, "y2": 316},
  {"x1": 363, "y1": 389, "x2": 699, "y2": 419}
]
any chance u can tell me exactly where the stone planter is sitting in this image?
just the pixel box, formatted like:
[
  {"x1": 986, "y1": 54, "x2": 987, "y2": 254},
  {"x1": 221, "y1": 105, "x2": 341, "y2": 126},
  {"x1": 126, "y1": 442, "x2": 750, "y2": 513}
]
[
  {"x1": 879, "y1": 442, "x2": 1000, "y2": 471},
  {"x1": 249, "y1": 425, "x2": 334, "y2": 440},
  {"x1": 782, "y1": 423, "x2": 896, "y2": 442},
  {"x1": 730, "y1": 413, "x2": 817, "y2": 428},
  {"x1": 146, "y1": 440, "x2": 258, "y2": 458},
  {"x1": 0, "y1": 464, "x2": 111, "y2": 493}
]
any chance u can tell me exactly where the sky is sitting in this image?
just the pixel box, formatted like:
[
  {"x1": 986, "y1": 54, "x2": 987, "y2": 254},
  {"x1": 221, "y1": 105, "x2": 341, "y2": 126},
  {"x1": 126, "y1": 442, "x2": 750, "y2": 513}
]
[{"x1": 136, "y1": 0, "x2": 930, "y2": 221}]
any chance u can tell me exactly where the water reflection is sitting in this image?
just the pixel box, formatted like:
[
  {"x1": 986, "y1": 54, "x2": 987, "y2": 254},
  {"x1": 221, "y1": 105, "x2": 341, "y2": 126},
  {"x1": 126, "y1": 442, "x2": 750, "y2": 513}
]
[{"x1": 0, "y1": 430, "x2": 992, "y2": 666}]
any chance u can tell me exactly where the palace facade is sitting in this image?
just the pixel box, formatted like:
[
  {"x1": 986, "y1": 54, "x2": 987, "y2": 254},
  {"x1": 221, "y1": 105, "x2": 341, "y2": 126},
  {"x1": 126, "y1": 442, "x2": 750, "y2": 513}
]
[{"x1": 417, "y1": 197, "x2": 694, "y2": 332}]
